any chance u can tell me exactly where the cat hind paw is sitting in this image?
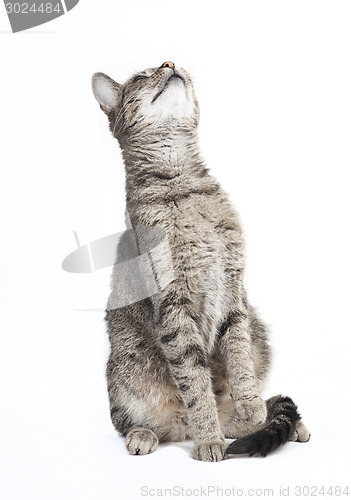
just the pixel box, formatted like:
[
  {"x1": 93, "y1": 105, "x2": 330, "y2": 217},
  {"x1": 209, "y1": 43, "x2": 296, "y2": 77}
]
[{"x1": 290, "y1": 421, "x2": 311, "y2": 443}]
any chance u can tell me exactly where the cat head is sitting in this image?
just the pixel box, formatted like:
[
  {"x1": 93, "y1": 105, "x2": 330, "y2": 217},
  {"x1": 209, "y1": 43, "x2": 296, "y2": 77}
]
[{"x1": 92, "y1": 62, "x2": 199, "y2": 143}]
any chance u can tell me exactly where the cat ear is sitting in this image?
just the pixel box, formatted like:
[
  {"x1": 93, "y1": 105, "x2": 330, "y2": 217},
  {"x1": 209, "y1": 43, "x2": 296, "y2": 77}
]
[{"x1": 92, "y1": 72, "x2": 123, "y2": 114}]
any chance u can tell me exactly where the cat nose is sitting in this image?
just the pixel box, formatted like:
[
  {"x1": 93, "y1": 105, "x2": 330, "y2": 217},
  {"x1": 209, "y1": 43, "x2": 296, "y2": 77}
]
[{"x1": 160, "y1": 61, "x2": 175, "y2": 69}]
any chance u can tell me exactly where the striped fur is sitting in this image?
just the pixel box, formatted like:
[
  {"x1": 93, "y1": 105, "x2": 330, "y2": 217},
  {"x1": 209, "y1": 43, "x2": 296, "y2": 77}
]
[
  {"x1": 92, "y1": 63, "x2": 310, "y2": 461},
  {"x1": 226, "y1": 395, "x2": 303, "y2": 457}
]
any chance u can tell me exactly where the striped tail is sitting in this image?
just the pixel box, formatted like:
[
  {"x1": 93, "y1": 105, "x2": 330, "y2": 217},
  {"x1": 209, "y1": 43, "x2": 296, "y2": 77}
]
[{"x1": 226, "y1": 395, "x2": 301, "y2": 457}]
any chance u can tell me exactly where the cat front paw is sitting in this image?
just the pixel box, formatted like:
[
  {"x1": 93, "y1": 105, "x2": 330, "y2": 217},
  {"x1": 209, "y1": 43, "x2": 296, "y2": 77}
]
[
  {"x1": 234, "y1": 394, "x2": 267, "y2": 426},
  {"x1": 192, "y1": 440, "x2": 226, "y2": 462},
  {"x1": 125, "y1": 427, "x2": 159, "y2": 456}
]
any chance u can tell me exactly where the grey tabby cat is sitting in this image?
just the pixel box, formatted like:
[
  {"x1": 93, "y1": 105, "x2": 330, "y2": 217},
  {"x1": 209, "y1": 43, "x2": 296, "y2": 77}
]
[{"x1": 92, "y1": 62, "x2": 310, "y2": 461}]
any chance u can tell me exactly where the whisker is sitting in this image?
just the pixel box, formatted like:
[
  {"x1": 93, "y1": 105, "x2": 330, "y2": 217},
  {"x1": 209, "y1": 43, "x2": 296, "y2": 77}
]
[
  {"x1": 187, "y1": 65, "x2": 199, "y2": 74},
  {"x1": 113, "y1": 87, "x2": 151, "y2": 136},
  {"x1": 114, "y1": 88, "x2": 150, "y2": 127},
  {"x1": 113, "y1": 91, "x2": 141, "y2": 135}
]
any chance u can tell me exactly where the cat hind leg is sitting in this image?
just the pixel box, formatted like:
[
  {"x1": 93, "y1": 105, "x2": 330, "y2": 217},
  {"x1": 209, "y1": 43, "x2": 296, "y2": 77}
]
[{"x1": 289, "y1": 420, "x2": 311, "y2": 443}]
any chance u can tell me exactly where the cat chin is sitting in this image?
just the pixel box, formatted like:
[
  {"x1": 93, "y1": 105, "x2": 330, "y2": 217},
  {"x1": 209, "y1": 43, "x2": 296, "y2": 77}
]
[{"x1": 141, "y1": 85, "x2": 195, "y2": 122}]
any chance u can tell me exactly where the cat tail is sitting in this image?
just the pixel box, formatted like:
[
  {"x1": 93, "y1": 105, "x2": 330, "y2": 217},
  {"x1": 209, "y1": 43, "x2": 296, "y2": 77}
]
[{"x1": 226, "y1": 395, "x2": 301, "y2": 457}]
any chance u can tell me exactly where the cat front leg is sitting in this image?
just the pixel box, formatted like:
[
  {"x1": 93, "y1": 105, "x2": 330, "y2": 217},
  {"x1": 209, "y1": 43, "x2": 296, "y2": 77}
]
[
  {"x1": 157, "y1": 299, "x2": 226, "y2": 461},
  {"x1": 218, "y1": 308, "x2": 267, "y2": 426}
]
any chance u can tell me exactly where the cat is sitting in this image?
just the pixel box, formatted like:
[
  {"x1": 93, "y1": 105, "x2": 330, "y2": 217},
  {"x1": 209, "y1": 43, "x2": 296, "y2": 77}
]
[{"x1": 91, "y1": 61, "x2": 310, "y2": 461}]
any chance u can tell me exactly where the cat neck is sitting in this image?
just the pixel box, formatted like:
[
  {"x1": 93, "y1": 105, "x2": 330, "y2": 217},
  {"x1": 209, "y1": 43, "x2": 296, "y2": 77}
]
[
  {"x1": 120, "y1": 123, "x2": 215, "y2": 225},
  {"x1": 120, "y1": 122, "x2": 204, "y2": 180}
]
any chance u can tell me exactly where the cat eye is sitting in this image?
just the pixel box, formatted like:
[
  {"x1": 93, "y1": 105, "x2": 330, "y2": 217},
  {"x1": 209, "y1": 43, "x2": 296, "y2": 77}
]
[{"x1": 133, "y1": 75, "x2": 147, "y2": 83}]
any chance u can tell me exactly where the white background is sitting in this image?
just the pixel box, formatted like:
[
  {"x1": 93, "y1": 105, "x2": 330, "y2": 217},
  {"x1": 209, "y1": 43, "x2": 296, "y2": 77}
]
[{"x1": 1, "y1": 1, "x2": 351, "y2": 499}]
